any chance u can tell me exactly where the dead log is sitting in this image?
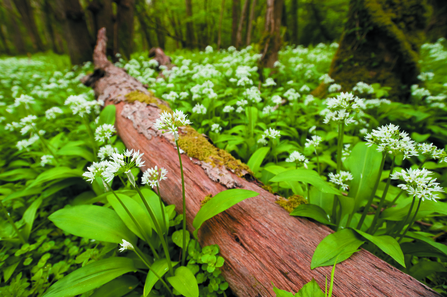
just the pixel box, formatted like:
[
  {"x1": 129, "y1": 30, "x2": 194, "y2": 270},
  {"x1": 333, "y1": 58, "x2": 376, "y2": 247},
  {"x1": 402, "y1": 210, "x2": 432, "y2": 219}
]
[
  {"x1": 148, "y1": 47, "x2": 174, "y2": 71},
  {"x1": 84, "y1": 28, "x2": 441, "y2": 297}
]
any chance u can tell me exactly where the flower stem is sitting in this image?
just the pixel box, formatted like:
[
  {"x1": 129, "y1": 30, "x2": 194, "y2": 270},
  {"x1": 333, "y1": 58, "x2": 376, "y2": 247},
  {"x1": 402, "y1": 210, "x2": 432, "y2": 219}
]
[
  {"x1": 315, "y1": 148, "x2": 321, "y2": 175},
  {"x1": 336, "y1": 123, "x2": 345, "y2": 172},
  {"x1": 0, "y1": 200, "x2": 26, "y2": 244},
  {"x1": 175, "y1": 139, "x2": 188, "y2": 266},
  {"x1": 82, "y1": 116, "x2": 98, "y2": 160},
  {"x1": 389, "y1": 196, "x2": 416, "y2": 238},
  {"x1": 157, "y1": 184, "x2": 168, "y2": 244},
  {"x1": 398, "y1": 197, "x2": 422, "y2": 243},
  {"x1": 32, "y1": 126, "x2": 59, "y2": 164}
]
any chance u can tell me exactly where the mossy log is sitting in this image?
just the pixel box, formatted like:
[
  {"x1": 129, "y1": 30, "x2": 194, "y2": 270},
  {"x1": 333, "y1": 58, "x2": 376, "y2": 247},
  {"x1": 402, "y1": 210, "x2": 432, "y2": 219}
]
[
  {"x1": 313, "y1": 0, "x2": 429, "y2": 100},
  {"x1": 83, "y1": 28, "x2": 441, "y2": 297}
]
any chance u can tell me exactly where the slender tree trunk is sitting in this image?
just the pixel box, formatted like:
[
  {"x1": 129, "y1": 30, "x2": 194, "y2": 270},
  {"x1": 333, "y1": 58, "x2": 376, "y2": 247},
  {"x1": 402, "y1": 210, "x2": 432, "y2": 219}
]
[
  {"x1": 281, "y1": 0, "x2": 289, "y2": 43},
  {"x1": 0, "y1": 2, "x2": 11, "y2": 54},
  {"x1": 42, "y1": 0, "x2": 63, "y2": 54},
  {"x1": 0, "y1": 24, "x2": 11, "y2": 54},
  {"x1": 115, "y1": 0, "x2": 134, "y2": 60},
  {"x1": 13, "y1": 0, "x2": 45, "y2": 51},
  {"x1": 291, "y1": 0, "x2": 298, "y2": 45},
  {"x1": 135, "y1": 0, "x2": 154, "y2": 49},
  {"x1": 259, "y1": 0, "x2": 284, "y2": 68},
  {"x1": 217, "y1": 0, "x2": 225, "y2": 49},
  {"x1": 3, "y1": 0, "x2": 26, "y2": 54},
  {"x1": 236, "y1": 0, "x2": 250, "y2": 48},
  {"x1": 88, "y1": 0, "x2": 114, "y2": 57},
  {"x1": 308, "y1": 0, "x2": 332, "y2": 41},
  {"x1": 231, "y1": 0, "x2": 240, "y2": 46},
  {"x1": 152, "y1": 0, "x2": 165, "y2": 49},
  {"x1": 246, "y1": 0, "x2": 256, "y2": 45},
  {"x1": 185, "y1": 0, "x2": 195, "y2": 48}
]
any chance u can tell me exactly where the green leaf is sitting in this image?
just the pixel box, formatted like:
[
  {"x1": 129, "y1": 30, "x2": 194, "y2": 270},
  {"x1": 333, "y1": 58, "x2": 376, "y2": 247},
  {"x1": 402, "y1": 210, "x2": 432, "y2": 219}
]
[
  {"x1": 21, "y1": 197, "x2": 43, "y2": 241},
  {"x1": 167, "y1": 266, "x2": 199, "y2": 297},
  {"x1": 91, "y1": 275, "x2": 139, "y2": 297},
  {"x1": 411, "y1": 132, "x2": 431, "y2": 143},
  {"x1": 270, "y1": 169, "x2": 341, "y2": 195},
  {"x1": 382, "y1": 200, "x2": 447, "y2": 221},
  {"x1": 28, "y1": 167, "x2": 83, "y2": 189},
  {"x1": 172, "y1": 230, "x2": 190, "y2": 249},
  {"x1": 353, "y1": 229, "x2": 405, "y2": 267},
  {"x1": 405, "y1": 232, "x2": 447, "y2": 257},
  {"x1": 272, "y1": 285, "x2": 294, "y2": 297},
  {"x1": 0, "y1": 168, "x2": 38, "y2": 181},
  {"x1": 247, "y1": 147, "x2": 270, "y2": 175},
  {"x1": 43, "y1": 257, "x2": 135, "y2": 297},
  {"x1": 408, "y1": 260, "x2": 447, "y2": 281},
  {"x1": 3, "y1": 260, "x2": 21, "y2": 282},
  {"x1": 3, "y1": 187, "x2": 43, "y2": 202},
  {"x1": 144, "y1": 259, "x2": 179, "y2": 296},
  {"x1": 311, "y1": 229, "x2": 364, "y2": 269},
  {"x1": 136, "y1": 188, "x2": 169, "y2": 236},
  {"x1": 57, "y1": 146, "x2": 95, "y2": 162},
  {"x1": 290, "y1": 204, "x2": 333, "y2": 225},
  {"x1": 295, "y1": 278, "x2": 325, "y2": 297},
  {"x1": 193, "y1": 189, "x2": 258, "y2": 238},
  {"x1": 99, "y1": 105, "x2": 116, "y2": 125},
  {"x1": 49, "y1": 205, "x2": 136, "y2": 244}
]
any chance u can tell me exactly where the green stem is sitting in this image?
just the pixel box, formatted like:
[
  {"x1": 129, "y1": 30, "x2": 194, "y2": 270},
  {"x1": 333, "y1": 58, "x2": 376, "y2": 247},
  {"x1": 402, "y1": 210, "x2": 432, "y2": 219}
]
[
  {"x1": 82, "y1": 116, "x2": 98, "y2": 161},
  {"x1": 133, "y1": 246, "x2": 174, "y2": 297},
  {"x1": 367, "y1": 155, "x2": 396, "y2": 233},
  {"x1": 389, "y1": 196, "x2": 416, "y2": 238},
  {"x1": 134, "y1": 186, "x2": 174, "y2": 276},
  {"x1": 315, "y1": 149, "x2": 321, "y2": 175},
  {"x1": 357, "y1": 153, "x2": 386, "y2": 229},
  {"x1": 398, "y1": 198, "x2": 422, "y2": 243},
  {"x1": 336, "y1": 123, "x2": 345, "y2": 172},
  {"x1": 331, "y1": 196, "x2": 339, "y2": 226},
  {"x1": 32, "y1": 126, "x2": 59, "y2": 164},
  {"x1": 0, "y1": 200, "x2": 26, "y2": 244},
  {"x1": 156, "y1": 183, "x2": 168, "y2": 244},
  {"x1": 307, "y1": 183, "x2": 311, "y2": 204},
  {"x1": 175, "y1": 139, "x2": 188, "y2": 266}
]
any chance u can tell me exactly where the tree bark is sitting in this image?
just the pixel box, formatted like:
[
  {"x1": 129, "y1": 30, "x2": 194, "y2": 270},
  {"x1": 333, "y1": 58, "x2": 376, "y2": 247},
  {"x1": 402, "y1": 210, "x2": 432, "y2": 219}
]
[
  {"x1": 236, "y1": 0, "x2": 250, "y2": 48},
  {"x1": 152, "y1": 0, "x2": 165, "y2": 49},
  {"x1": 313, "y1": 0, "x2": 429, "y2": 101},
  {"x1": 88, "y1": 0, "x2": 114, "y2": 57},
  {"x1": 115, "y1": 0, "x2": 134, "y2": 60},
  {"x1": 291, "y1": 0, "x2": 298, "y2": 45},
  {"x1": 259, "y1": 0, "x2": 284, "y2": 69},
  {"x1": 231, "y1": 0, "x2": 240, "y2": 46},
  {"x1": 135, "y1": 0, "x2": 154, "y2": 49},
  {"x1": 246, "y1": 0, "x2": 256, "y2": 45},
  {"x1": 425, "y1": 0, "x2": 447, "y2": 42},
  {"x1": 217, "y1": 0, "x2": 226, "y2": 49},
  {"x1": 0, "y1": 24, "x2": 11, "y2": 54},
  {"x1": 3, "y1": 0, "x2": 26, "y2": 54},
  {"x1": 57, "y1": 0, "x2": 93, "y2": 65},
  {"x1": 42, "y1": 0, "x2": 63, "y2": 54},
  {"x1": 184, "y1": 0, "x2": 195, "y2": 49},
  {"x1": 13, "y1": 0, "x2": 45, "y2": 52},
  {"x1": 83, "y1": 28, "x2": 442, "y2": 297}
]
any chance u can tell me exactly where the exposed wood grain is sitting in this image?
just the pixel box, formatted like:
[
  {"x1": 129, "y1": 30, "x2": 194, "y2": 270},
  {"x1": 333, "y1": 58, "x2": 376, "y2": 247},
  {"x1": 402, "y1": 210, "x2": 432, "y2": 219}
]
[{"x1": 84, "y1": 28, "x2": 441, "y2": 297}]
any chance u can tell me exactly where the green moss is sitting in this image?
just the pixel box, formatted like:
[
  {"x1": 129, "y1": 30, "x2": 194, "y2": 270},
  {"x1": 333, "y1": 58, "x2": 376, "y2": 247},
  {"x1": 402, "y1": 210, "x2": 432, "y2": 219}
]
[
  {"x1": 201, "y1": 194, "x2": 213, "y2": 207},
  {"x1": 275, "y1": 195, "x2": 307, "y2": 213},
  {"x1": 177, "y1": 126, "x2": 253, "y2": 177},
  {"x1": 125, "y1": 91, "x2": 171, "y2": 112},
  {"x1": 261, "y1": 184, "x2": 274, "y2": 194}
]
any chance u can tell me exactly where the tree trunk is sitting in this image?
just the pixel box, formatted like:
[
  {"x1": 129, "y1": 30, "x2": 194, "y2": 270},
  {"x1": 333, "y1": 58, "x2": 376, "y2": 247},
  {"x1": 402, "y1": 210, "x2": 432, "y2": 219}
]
[
  {"x1": 291, "y1": 0, "x2": 298, "y2": 45},
  {"x1": 425, "y1": 0, "x2": 447, "y2": 42},
  {"x1": 88, "y1": 0, "x2": 114, "y2": 57},
  {"x1": 246, "y1": 0, "x2": 256, "y2": 45},
  {"x1": 42, "y1": 0, "x2": 63, "y2": 54},
  {"x1": 83, "y1": 28, "x2": 442, "y2": 297},
  {"x1": 57, "y1": 0, "x2": 93, "y2": 65},
  {"x1": 281, "y1": 0, "x2": 290, "y2": 43},
  {"x1": 259, "y1": 0, "x2": 284, "y2": 69},
  {"x1": 231, "y1": 0, "x2": 240, "y2": 46},
  {"x1": 184, "y1": 0, "x2": 195, "y2": 48},
  {"x1": 115, "y1": 0, "x2": 134, "y2": 60},
  {"x1": 135, "y1": 0, "x2": 154, "y2": 49},
  {"x1": 308, "y1": 0, "x2": 332, "y2": 42},
  {"x1": 236, "y1": 0, "x2": 250, "y2": 48},
  {"x1": 0, "y1": 24, "x2": 11, "y2": 54},
  {"x1": 3, "y1": 0, "x2": 26, "y2": 54},
  {"x1": 152, "y1": 0, "x2": 165, "y2": 49},
  {"x1": 13, "y1": 0, "x2": 45, "y2": 52},
  {"x1": 217, "y1": 0, "x2": 226, "y2": 49},
  {"x1": 313, "y1": 0, "x2": 429, "y2": 101}
]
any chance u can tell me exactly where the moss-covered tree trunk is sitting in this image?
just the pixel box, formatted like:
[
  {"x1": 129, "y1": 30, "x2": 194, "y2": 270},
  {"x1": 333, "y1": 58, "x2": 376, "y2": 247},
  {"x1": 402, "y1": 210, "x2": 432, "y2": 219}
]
[
  {"x1": 259, "y1": 0, "x2": 284, "y2": 69},
  {"x1": 316, "y1": 0, "x2": 429, "y2": 100}
]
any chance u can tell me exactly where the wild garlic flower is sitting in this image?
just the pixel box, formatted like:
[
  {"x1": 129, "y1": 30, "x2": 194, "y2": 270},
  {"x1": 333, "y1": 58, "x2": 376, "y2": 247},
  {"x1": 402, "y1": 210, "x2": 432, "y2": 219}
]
[
  {"x1": 328, "y1": 171, "x2": 353, "y2": 191},
  {"x1": 342, "y1": 144, "x2": 352, "y2": 161},
  {"x1": 286, "y1": 151, "x2": 309, "y2": 168},
  {"x1": 119, "y1": 239, "x2": 134, "y2": 252},
  {"x1": 98, "y1": 145, "x2": 119, "y2": 160},
  {"x1": 65, "y1": 95, "x2": 102, "y2": 117},
  {"x1": 305, "y1": 135, "x2": 322, "y2": 148},
  {"x1": 179, "y1": 92, "x2": 189, "y2": 99},
  {"x1": 41, "y1": 155, "x2": 54, "y2": 167},
  {"x1": 319, "y1": 74, "x2": 334, "y2": 84},
  {"x1": 154, "y1": 110, "x2": 192, "y2": 140},
  {"x1": 272, "y1": 95, "x2": 283, "y2": 105},
  {"x1": 102, "y1": 150, "x2": 145, "y2": 183},
  {"x1": 263, "y1": 106, "x2": 275, "y2": 114},
  {"x1": 192, "y1": 103, "x2": 207, "y2": 114},
  {"x1": 142, "y1": 166, "x2": 168, "y2": 188},
  {"x1": 236, "y1": 106, "x2": 244, "y2": 113},
  {"x1": 284, "y1": 89, "x2": 301, "y2": 101},
  {"x1": 243, "y1": 87, "x2": 262, "y2": 103},
  {"x1": 16, "y1": 135, "x2": 39, "y2": 151},
  {"x1": 14, "y1": 94, "x2": 35, "y2": 108},
  {"x1": 300, "y1": 85, "x2": 310, "y2": 93},
  {"x1": 162, "y1": 91, "x2": 179, "y2": 102},
  {"x1": 45, "y1": 107, "x2": 63, "y2": 119},
  {"x1": 391, "y1": 168, "x2": 444, "y2": 202},
  {"x1": 352, "y1": 82, "x2": 374, "y2": 94},
  {"x1": 328, "y1": 83, "x2": 342, "y2": 93},
  {"x1": 411, "y1": 85, "x2": 431, "y2": 100},
  {"x1": 223, "y1": 105, "x2": 234, "y2": 113},
  {"x1": 237, "y1": 76, "x2": 253, "y2": 86},
  {"x1": 83, "y1": 161, "x2": 110, "y2": 183},
  {"x1": 205, "y1": 45, "x2": 213, "y2": 53},
  {"x1": 95, "y1": 124, "x2": 116, "y2": 142},
  {"x1": 417, "y1": 143, "x2": 445, "y2": 160},
  {"x1": 323, "y1": 92, "x2": 364, "y2": 125},
  {"x1": 263, "y1": 78, "x2": 276, "y2": 87},
  {"x1": 365, "y1": 124, "x2": 418, "y2": 159},
  {"x1": 236, "y1": 99, "x2": 248, "y2": 107},
  {"x1": 211, "y1": 123, "x2": 222, "y2": 133},
  {"x1": 264, "y1": 128, "x2": 280, "y2": 139},
  {"x1": 417, "y1": 72, "x2": 434, "y2": 81}
]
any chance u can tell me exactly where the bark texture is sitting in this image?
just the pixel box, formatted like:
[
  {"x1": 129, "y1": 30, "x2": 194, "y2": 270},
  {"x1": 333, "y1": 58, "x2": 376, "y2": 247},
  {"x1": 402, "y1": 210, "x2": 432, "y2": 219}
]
[
  {"x1": 259, "y1": 0, "x2": 284, "y2": 68},
  {"x1": 236, "y1": 0, "x2": 250, "y2": 48},
  {"x1": 290, "y1": 0, "x2": 298, "y2": 45},
  {"x1": 88, "y1": 0, "x2": 114, "y2": 57},
  {"x1": 135, "y1": 0, "x2": 154, "y2": 49},
  {"x1": 184, "y1": 0, "x2": 195, "y2": 48},
  {"x1": 314, "y1": 0, "x2": 429, "y2": 100},
  {"x1": 246, "y1": 0, "x2": 256, "y2": 45},
  {"x1": 231, "y1": 0, "x2": 240, "y2": 46},
  {"x1": 425, "y1": 0, "x2": 447, "y2": 42},
  {"x1": 217, "y1": 0, "x2": 226, "y2": 49},
  {"x1": 3, "y1": 0, "x2": 26, "y2": 54},
  {"x1": 13, "y1": 0, "x2": 45, "y2": 51},
  {"x1": 115, "y1": 0, "x2": 135, "y2": 60},
  {"x1": 83, "y1": 28, "x2": 442, "y2": 297}
]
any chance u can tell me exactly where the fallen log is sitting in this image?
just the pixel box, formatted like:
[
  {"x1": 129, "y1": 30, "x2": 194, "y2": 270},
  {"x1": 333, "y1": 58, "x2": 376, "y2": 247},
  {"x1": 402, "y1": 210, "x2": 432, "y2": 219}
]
[{"x1": 84, "y1": 28, "x2": 440, "y2": 297}]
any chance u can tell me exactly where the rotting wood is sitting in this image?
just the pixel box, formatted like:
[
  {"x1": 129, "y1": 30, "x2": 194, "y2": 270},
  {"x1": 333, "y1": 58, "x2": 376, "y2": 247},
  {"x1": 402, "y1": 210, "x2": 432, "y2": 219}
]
[{"x1": 83, "y1": 28, "x2": 441, "y2": 297}]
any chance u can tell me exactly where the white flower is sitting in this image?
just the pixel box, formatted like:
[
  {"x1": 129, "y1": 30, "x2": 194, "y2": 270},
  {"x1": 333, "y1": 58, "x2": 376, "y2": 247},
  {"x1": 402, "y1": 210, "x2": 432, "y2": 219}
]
[
  {"x1": 98, "y1": 145, "x2": 119, "y2": 160},
  {"x1": 237, "y1": 76, "x2": 253, "y2": 86},
  {"x1": 391, "y1": 168, "x2": 444, "y2": 202},
  {"x1": 272, "y1": 95, "x2": 282, "y2": 105},
  {"x1": 257, "y1": 136, "x2": 268, "y2": 145},
  {"x1": 323, "y1": 92, "x2": 364, "y2": 125},
  {"x1": 264, "y1": 128, "x2": 280, "y2": 139},
  {"x1": 300, "y1": 85, "x2": 310, "y2": 93},
  {"x1": 119, "y1": 239, "x2": 134, "y2": 252},
  {"x1": 365, "y1": 124, "x2": 418, "y2": 159},
  {"x1": 162, "y1": 91, "x2": 179, "y2": 102},
  {"x1": 352, "y1": 82, "x2": 374, "y2": 94},
  {"x1": 142, "y1": 166, "x2": 168, "y2": 188},
  {"x1": 14, "y1": 94, "x2": 35, "y2": 108},
  {"x1": 192, "y1": 103, "x2": 207, "y2": 114},
  {"x1": 211, "y1": 123, "x2": 222, "y2": 133},
  {"x1": 263, "y1": 78, "x2": 276, "y2": 87},
  {"x1": 417, "y1": 72, "x2": 434, "y2": 81},
  {"x1": 328, "y1": 83, "x2": 342, "y2": 93},
  {"x1": 236, "y1": 99, "x2": 248, "y2": 107},
  {"x1": 223, "y1": 105, "x2": 234, "y2": 113},
  {"x1": 286, "y1": 151, "x2": 309, "y2": 168},
  {"x1": 205, "y1": 45, "x2": 213, "y2": 53},
  {"x1": 228, "y1": 46, "x2": 236, "y2": 52},
  {"x1": 103, "y1": 149, "x2": 145, "y2": 183},
  {"x1": 417, "y1": 143, "x2": 445, "y2": 160},
  {"x1": 236, "y1": 106, "x2": 244, "y2": 113},
  {"x1": 411, "y1": 85, "x2": 431, "y2": 100},
  {"x1": 16, "y1": 115, "x2": 38, "y2": 135},
  {"x1": 243, "y1": 87, "x2": 262, "y2": 103},
  {"x1": 180, "y1": 92, "x2": 189, "y2": 99},
  {"x1": 45, "y1": 107, "x2": 63, "y2": 120},
  {"x1": 65, "y1": 95, "x2": 102, "y2": 117},
  {"x1": 263, "y1": 106, "x2": 275, "y2": 114},
  {"x1": 284, "y1": 89, "x2": 300, "y2": 101},
  {"x1": 154, "y1": 110, "x2": 192, "y2": 140},
  {"x1": 16, "y1": 134, "x2": 39, "y2": 151},
  {"x1": 95, "y1": 124, "x2": 116, "y2": 142},
  {"x1": 319, "y1": 74, "x2": 334, "y2": 84},
  {"x1": 305, "y1": 135, "x2": 322, "y2": 148},
  {"x1": 40, "y1": 155, "x2": 54, "y2": 167},
  {"x1": 83, "y1": 161, "x2": 110, "y2": 183},
  {"x1": 328, "y1": 171, "x2": 353, "y2": 191}
]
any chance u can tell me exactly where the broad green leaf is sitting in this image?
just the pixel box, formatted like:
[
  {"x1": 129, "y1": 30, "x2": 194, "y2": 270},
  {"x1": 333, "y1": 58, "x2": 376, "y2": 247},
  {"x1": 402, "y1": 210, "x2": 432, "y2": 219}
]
[
  {"x1": 57, "y1": 146, "x2": 95, "y2": 162},
  {"x1": 270, "y1": 169, "x2": 341, "y2": 195},
  {"x1": 28, "y1": 167, "x2": 83, "y2": 188},
  {"x1": 172, "y1": 230, "x2": 190, "y2": 249},
  {"x1": 91, "y1": 275, "x2": 139, "y2": 297},
  {"x1": 107, "y1": 193, "x2": 153, "y2": 240},
  {"x1": 144, "y1": 259, "x2": 179, "y2": 296},
  {"x1": 41, "y1": 178, "x2": 80, "y2": 199},
  {"x1": 3, "y1": 187, "x2": 43, "y2": 202},
  {"x1": 353, "y1": 229, "x2": 405, "y2": 267},
  {"x1": 22, "y1": 197, "x2": 43, "y2": 241},
  {"x1": 0, "y1": 168, "x2": 38, "y2": 182},
  {"x1": 382, "y1": 200, "x2": 447, "y2": 221},
  {"x1": 49, "y1": 205, "x2": 136, "y2": 244},
  {"x1": 408, "y1": 260, "x2": 447, "y2": 281},
  {"x1": 43, "y1": 257, "x2": 135, "y2": 297},
  {"x1": 3, "y1": 260, "x2": 21, "y2": 282},
  {"x1": 411, "y1": 132, "x2": 430, "y2": 143},
  {"x1": 245, "y1": 106, "x2": 258, "y2": 138},
  {"x1": 272, "y1": 285, "x2": 294, "y2": 297},
  {"x1": 136, "y1": 188, "x2": 169, "y2": 236},
  {"x1": 405, "y1": 232, "x2": 447, "y2": 257},
  {"x1": 99, "y1": 105, "x2": 116, "y2": 125},
  {"x1": 290, "y1": 204, "x2": 333, "y2": 226},
  {"x1": 193, "y1": 189, "x2": 259, "y2": 238},
  {"x1": 311, "y1": 229, "x2": 364, "y2": 269},
  {"x1": 295, "y1": 278, "x2": 325, "y2": 297},
  {"x1": 167, "y1": 266, "x2": 199, "y2": 297},
  {"x1": 247, "y1": 147, "x2": 270, "y2": 175},
  {"x1": 310, "y1": 187, "x2": 334, "y2": 216}
]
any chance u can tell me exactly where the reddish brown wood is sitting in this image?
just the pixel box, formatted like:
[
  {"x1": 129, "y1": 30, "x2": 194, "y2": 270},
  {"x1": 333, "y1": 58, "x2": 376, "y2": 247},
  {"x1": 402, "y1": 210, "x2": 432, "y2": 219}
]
[{"x1": 84, "y1": 28, "x2": 441, "y2": 297}]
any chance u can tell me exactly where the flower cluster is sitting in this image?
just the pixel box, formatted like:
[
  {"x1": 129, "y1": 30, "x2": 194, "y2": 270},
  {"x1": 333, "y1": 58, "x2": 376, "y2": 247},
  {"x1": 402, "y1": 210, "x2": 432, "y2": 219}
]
[
  {"x1": 328, "y1": 83, "x2": 341, "y2": 93},
  {"x1": 119, "y1": 239, "x2": 134, "y2": 252},
  {"x1": 286, "y1": 151, "x2": 309, "y2": 168},
  {"x1": 6, "y1": 115, "x2": 38, "y2": 135},
  {"x1": 352, "y1": 82, "x2": 374, "y2": 94},
  {"x1": 192, "y1": 103, "x2": 207, "y2": 114},
  {"x1": 319, "y1": 74, "x2": 334, "y2": 84},
  {"x1": 98, "y1": 145, "x2": 119, "y2": 160},
  {"x1": 154, "y1": 110, "x2": 192, "y2": 140},
  {"x1": 13, "y1": 94, "x2": 35, "y2": 109},
  {"x1": 258, "y1": 128, "x2": 280, "y2": 145},
  {"x1": 305, "y1": 135, "x2": 322, "y2": 148},
  {"x1": 211, "y1": 123, "x2": 222, "y2": 133},
  {"x1": 95, "y1": 124, "x2": 116, "y2": 142},
  {"x1": 45, "y1": 106, "x2": 63, "y2": 120},
  {"x1": 142, "y1": 166, "x2": 168, "y2": 188},
  {"x1": 328, "y1": 171, "x2": 353, "y2": 191},
  {"x1": 65, "y1": 95, "x2": 102, "y2": 117},
  {"x1": 391, "y1": 168, "x2": 444, "y2": 202},
  {"x1": 40, "y1": 155, "x2": 54, "y2": 167},
  {"x1": 284, "y1": 88, "x2": 301, "y2": 101},
  {"x1": 263, "y1": 78, "x2": 276, "y2": 87},
  {"x1": 417, "y1": 143, "x2": 445, "y2": 161},
  {"x1": 322, "y1": 92, "x2": 365, "y2": 125}
]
